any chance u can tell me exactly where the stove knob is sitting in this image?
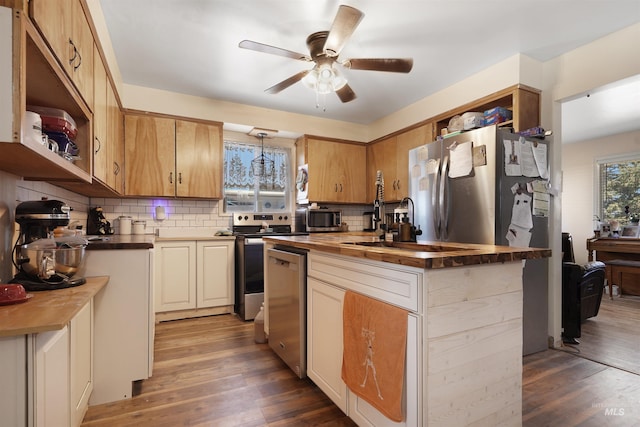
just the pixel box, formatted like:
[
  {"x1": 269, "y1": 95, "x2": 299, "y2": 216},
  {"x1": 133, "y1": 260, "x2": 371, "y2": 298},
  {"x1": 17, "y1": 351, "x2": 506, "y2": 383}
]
[
  {"x1": 237, "y1": 215, "x2": 243, "y2": 221},
  {"x1": 279, "y1": 215, "x2": 283, "y2": 220},
  {"x1": 284, "y1": 215, "x2": 288, "y2": 220},
  {"x1": 244, "y1": 215, "x2": 249, "y2": 220}
]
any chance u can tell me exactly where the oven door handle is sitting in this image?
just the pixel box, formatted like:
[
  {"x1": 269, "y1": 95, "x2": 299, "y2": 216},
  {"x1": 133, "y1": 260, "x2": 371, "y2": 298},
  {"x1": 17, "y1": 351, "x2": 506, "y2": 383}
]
[{"x1": 244, "y1": 238, "x2": 265, "y2": 245}]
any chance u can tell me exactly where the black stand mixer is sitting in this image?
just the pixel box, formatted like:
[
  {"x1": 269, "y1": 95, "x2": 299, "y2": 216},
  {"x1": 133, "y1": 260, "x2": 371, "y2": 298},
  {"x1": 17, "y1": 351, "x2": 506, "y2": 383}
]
[{"x1": 11, "y1": 200, "x2": 87, "y2": 291}]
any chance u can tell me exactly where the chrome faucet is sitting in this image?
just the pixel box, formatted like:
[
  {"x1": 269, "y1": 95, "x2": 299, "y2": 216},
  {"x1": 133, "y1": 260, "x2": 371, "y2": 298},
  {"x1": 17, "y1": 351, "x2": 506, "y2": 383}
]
[{"x1": 374, "y1": 170, "x2": 386, "y2": 236}]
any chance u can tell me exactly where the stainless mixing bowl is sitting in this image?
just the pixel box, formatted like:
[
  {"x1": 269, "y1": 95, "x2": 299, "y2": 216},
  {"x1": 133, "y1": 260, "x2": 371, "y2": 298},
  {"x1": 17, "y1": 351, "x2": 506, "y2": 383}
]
[{"x1": 19, "y1": 245, "x2": 86, "y2": 279}]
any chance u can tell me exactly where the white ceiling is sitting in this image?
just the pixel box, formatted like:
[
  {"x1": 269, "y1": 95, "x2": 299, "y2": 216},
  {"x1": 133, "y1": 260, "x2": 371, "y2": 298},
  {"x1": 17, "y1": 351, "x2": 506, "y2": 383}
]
[{"x1": 99, "y1": 0, "x2": 640, "y2": 140}]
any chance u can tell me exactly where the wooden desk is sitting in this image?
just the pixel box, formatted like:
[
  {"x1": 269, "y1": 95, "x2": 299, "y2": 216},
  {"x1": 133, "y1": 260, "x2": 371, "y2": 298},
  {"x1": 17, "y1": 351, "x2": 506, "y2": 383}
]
[{"x1": 586, "y1": 238, "x2": 640, "y2": 298}]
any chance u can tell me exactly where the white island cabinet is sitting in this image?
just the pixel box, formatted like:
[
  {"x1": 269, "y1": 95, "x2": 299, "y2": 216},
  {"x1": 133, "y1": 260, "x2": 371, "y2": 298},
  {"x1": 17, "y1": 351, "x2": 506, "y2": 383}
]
[
  {"x1": 307, "y1": 252, "x2": 422, "y2": 427},
  {"x1": 305, "y1": 250, "x2": 525, "y2": 427}
]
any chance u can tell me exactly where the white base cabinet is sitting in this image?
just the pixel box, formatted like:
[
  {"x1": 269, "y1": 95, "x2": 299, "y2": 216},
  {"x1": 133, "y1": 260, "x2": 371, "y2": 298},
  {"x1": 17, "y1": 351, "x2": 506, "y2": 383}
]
[
  {"x1": 155, "y1": 241, "x2": 196, "y2": 312},
  {"x1": 0, "y1": 335, "x2": 27, "y2": 427},
  {"x1": 32, "y1": 299, "x2": 93, "y2": 427},
  {"x1": 79, "y1": 249, "x2": 154, "y2": 405},
  {"x1": 306, "y1": 253, "x2": 423, "y2": 426},
  {"x1": 70, "y1": 301, "x2": 93, "y2": 427},
  {"x1": 155, "y1": 239, "x2": 234, "y2": 316},
  {"x1": 34, "y1": 326, "x2": 70, "y2": 427},
  {"x1": 197, "y1": 241, "x2": 234, "y2": 308}
]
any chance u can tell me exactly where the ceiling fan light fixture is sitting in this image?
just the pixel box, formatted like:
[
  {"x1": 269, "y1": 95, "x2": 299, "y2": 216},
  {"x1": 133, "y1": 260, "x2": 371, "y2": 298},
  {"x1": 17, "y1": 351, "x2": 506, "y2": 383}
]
[{"x1": 302, "y1": 63, "x2": 347, "y2": 95}]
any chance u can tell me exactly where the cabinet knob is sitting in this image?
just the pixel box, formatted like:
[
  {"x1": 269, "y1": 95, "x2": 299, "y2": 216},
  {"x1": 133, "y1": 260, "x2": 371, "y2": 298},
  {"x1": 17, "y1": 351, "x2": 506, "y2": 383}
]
[
  {"x1": 94, "y1": 137, "x2": 101, "y2": 154},
  {"x1": 178, "y1": 172, "x2": 183, "y2": 184},
  {"x1": 169, "y1": 172, "x2": 173, "y2": 184}
]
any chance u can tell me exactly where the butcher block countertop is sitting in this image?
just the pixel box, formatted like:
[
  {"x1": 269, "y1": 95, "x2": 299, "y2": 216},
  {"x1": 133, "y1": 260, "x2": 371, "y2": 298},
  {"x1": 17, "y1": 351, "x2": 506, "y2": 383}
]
[
  {"x1": 0, "y1": 276, "x2": 108, "y2": 337},
  {"x1": 86, "y1": 234, "x2": 154, "y2": 250},
  {"x1": 263, "y1": 233, "x2": 551, "y2": 269}
]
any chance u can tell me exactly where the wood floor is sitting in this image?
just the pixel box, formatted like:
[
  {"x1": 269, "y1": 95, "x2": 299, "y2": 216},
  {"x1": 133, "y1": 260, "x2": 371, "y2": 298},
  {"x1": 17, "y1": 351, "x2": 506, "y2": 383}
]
[
  {"x1": 82, "y1": 301, "x2": 640, "y2": 427},
  {"x1": 559, "y1": 295, "x2": 640, "y2": 375}
]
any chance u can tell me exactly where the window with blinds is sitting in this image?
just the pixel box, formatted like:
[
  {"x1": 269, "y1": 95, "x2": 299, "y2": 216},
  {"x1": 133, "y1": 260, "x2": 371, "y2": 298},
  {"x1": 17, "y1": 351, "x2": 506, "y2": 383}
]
[
  {"x1": 223, "y1": 140, "x2": 291, "y2": 212},
  {"x1": 598, "y1": 158, "x2": 640, "y2": 223}
]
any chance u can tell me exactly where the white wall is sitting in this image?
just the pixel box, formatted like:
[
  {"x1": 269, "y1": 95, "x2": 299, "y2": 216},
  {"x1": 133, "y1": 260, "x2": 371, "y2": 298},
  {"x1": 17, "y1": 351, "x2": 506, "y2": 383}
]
[{"x1": 562, "y1": 130, "x2": 640, "y2": 265}]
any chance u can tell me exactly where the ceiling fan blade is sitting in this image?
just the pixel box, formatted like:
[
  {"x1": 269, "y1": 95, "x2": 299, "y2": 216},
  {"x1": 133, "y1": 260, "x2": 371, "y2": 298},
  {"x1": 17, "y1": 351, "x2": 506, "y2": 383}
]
[
  {"x1": 323, "y1": 5, "x2": 364, "y2": 57},
  {"x1": 239, "y1": 40, "x2": 311, "y2": 61},
  {"x1": 265, "y1": 70, "x2": 310, "y2": 94},
  {"x1": 346, "y1": 58, "x2": 414, "y2": 73},
  {"x1": 336, "y1": 83, "x2": 357, "y2": 103}
]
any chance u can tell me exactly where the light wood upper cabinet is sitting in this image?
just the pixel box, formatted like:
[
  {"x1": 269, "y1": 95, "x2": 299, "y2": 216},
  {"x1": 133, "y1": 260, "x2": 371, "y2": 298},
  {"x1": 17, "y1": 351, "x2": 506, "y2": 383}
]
[
  {"x1": 92, "y1": 45, "x2": 108, "y2": 183},
  {"x1": 301, "y1": 137, "x2": 367, "y2": 204},
  {"x1": 125, "y1": 115, "x2": 176, "y2": 197},
  {"x1": 366, "y1": 136, "x2": 397, "y2": 202},
  {"x1": 124, "y1": 114, "x2": 223, "y2": 198},
  {"x1": 30, "y1": 0, "x2": 94, "y2": 109},
  {"x1": 106, "y1": 84, "x2": 124, "y2": 193},
  {"x1": 367, "y1": 123, "x2": 433, "y2": 202},
  {"x1": 395, "y1": 123, "x2": 433, "y2": 198},
  {"x1": 91, "y1": 46, "x2": 123, "y2": 194},
  {"x1": 175, "y1": 120, "x2": 222, "y2": 198}
]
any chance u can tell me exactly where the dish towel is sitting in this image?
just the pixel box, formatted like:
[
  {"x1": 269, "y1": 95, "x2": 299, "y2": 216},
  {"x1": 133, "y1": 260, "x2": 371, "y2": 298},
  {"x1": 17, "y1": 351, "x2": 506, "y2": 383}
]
[{"x1": 341, "y1": 291, "x2": 408, "y2": 422}]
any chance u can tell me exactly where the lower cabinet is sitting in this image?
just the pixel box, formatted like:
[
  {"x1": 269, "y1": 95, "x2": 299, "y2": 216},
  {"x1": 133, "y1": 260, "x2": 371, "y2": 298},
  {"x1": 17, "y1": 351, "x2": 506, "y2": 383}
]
[
  {"x1": 34, "y1": 299, "x2": 93, "y2": 427},
  {"x1": 34, "y1": 327, "x2": 70, "y2": 427},
  {"x1": 306, "y1": 253, "x2": 422, "y2": 427},
  {"x1": 155, "y1": 240, "x2": 234, "y2": 316},
  {"x1": 69, "y1": 301, "x2": 93, "y2": 427}
]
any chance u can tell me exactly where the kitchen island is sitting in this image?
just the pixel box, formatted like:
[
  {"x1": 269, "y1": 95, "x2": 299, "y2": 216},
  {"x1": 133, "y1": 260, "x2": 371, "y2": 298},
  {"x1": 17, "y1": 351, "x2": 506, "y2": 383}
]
[{"x1": 263, "y1": 234, "x2": 550, "y2": 427}]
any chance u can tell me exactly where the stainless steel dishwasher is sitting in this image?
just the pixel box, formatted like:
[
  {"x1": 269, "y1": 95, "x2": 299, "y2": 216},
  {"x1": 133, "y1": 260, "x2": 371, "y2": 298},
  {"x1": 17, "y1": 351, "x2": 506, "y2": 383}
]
[{"x1": 267, "y1": 246, "x2": 307, "y2": 378}]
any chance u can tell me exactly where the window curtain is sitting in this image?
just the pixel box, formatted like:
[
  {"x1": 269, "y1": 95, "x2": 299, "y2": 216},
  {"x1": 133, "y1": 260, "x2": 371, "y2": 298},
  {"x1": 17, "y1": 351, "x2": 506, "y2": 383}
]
[{"x1": 223, "y1": 141, "x2": 288, "y2": 191}]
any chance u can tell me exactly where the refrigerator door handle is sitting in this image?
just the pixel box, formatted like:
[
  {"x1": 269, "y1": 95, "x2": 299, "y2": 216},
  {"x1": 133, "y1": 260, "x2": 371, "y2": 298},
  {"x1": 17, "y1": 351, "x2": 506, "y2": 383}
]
[
  {"x1": 431, "y1": 161, "x2": 441, "y2": 240},
  {"x1": 439, "y1": 155, "x2": 449, "y2": 241}
]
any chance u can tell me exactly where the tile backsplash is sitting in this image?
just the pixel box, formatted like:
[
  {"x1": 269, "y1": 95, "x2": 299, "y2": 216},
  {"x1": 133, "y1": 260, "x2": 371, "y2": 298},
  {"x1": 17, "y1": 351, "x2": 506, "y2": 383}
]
[{"x1": 13, "y1": 179, "x2": 377, "y2": 236}]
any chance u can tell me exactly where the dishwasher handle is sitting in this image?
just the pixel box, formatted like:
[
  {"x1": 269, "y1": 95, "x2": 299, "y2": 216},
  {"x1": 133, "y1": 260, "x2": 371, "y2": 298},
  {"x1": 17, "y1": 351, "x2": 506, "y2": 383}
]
[{"x1": 270, "y1": 257, "x2": 291, "y2": 268}]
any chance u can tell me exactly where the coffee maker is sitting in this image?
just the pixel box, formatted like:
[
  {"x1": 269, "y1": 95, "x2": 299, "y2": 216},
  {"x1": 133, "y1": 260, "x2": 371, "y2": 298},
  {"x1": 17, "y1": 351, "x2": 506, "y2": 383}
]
[{"x1": 12, "y1": 200, "x2": 87, "y2": 291}]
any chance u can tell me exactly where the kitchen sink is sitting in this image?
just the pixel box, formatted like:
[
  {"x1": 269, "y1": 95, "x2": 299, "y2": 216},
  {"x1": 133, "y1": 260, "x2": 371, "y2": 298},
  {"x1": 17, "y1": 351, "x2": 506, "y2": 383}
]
[{"x1": 340, "y1": 241, "x2": 469, "y2": 252}]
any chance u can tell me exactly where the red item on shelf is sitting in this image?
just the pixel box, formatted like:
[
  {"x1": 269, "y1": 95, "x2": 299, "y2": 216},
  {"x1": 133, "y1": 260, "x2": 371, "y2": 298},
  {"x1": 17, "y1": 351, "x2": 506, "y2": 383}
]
[{"x1": 27, "y1": 105, "x2": 78, "y2": 140}]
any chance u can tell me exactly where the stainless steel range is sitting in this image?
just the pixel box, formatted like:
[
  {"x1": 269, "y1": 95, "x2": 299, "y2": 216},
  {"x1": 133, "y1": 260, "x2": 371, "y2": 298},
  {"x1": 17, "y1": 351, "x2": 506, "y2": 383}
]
[{"x1": 233, "y1": 212, "x2": 307, "y2": 320}]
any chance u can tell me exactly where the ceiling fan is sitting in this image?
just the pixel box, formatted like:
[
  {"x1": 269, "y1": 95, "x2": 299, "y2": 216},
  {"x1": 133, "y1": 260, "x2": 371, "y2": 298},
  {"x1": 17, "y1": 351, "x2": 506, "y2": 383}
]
[{"x1": 239, "y1": 5, "x2": 413, "y2": 103}]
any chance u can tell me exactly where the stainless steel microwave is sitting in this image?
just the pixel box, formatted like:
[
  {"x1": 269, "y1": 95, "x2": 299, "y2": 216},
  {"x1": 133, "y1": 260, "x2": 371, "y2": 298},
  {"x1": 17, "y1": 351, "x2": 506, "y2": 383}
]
[{"x1": 295, "y1": 207, "x2": 342, "y2": 232}]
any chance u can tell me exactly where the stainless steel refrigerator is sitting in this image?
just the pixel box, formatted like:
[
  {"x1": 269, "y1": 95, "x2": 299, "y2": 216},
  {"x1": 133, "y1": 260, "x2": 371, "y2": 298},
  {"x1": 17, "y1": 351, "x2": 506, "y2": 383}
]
[{"x1": 408, "y1": 125, "x2": 550, "y2": 355}]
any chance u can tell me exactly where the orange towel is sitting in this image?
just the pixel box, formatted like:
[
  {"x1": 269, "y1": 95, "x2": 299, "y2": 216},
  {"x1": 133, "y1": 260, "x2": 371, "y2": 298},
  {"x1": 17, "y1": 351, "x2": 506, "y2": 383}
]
[{"x1": 341, "y1": 291, "x2": 408, "y2": 422}]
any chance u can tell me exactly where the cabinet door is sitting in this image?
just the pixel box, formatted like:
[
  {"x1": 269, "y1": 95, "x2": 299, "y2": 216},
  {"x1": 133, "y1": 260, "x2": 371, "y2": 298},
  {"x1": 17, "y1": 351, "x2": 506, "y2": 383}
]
[
  {"x1": 307, "y1": 277, "x2": 348, "y2": 412},
  {"x1": 107, "y1": 83, "x2": 124, "y2": 193},
  {"x1": 0, "y1": 336, "x2": 27, "y2": 427},
  {"x1": 70, "y1": 0, "x2": 94, "y2": 109},
  {"x1": 366, "y1": 136, "x2": 397, "y2": 202},
  {"x1": 92, "y1": 47, "x2": 108, "y2": 184},
  {"x1": 175, "y1": 120, "x2": 222, "y2": 198},
  {"x1": 70, "y1": 300, "x2": 93, "y2": 427},
  {"x1": 348, "y1": 313, "x2": 420, "y2": 427},
  {"x1": 155, "y1": 242, "x2": 196, "y2": 312},
  {"x1": 31, "y1": 0, "x2": 73, "y2": 74},
  {"x1": 197, "y1": 241, "x2": 234, "y2": 308},
  {"x1": 395, "y1": 123, "x2": 432, "y2": 200},
  {"x1": 35, "y1": 326, "x2": 70, "y2": 427},
  {"x1": 307, "y1": 138, "x2": 367, "y2": 203},
  {"x1": 125, "y1": 115, "x2": 176, "y2": 197}
]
